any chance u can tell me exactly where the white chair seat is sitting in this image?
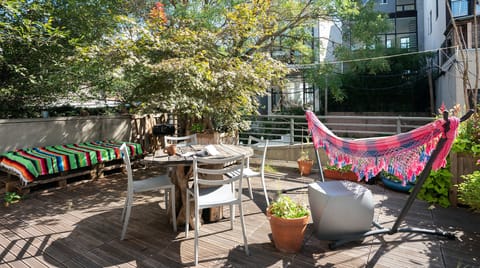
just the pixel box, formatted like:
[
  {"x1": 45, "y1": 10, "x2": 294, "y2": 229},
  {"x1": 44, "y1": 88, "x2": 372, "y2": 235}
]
[
  {"x1": 243, "y1": 168, "x2": 260, "y2": 178},
  {"x1": 189, "y1": 185, "x2": 237, "y2": 208},
  {"x1": 133, "y1": 175, "x2": 173, "y2": 193}
]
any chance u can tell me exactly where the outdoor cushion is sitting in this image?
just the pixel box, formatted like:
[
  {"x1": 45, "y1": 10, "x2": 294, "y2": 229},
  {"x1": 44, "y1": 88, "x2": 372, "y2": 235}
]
[{"x1": 0, "y1": 140, "x2": 142, "y2": 185}]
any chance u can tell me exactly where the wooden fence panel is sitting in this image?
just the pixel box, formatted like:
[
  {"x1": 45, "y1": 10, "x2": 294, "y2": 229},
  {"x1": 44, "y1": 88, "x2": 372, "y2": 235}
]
[{"x1": 449, "y1": 152, "x2": 480, "y2": 207}]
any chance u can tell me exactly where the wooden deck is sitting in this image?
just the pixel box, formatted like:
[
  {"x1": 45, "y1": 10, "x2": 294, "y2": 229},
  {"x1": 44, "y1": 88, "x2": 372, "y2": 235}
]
[{"x1": 1, "y1": 162, "x2": 479, "y2": 267}]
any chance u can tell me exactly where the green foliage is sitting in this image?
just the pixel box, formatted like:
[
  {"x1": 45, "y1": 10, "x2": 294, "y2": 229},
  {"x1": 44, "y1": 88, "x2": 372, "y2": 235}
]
[
  {"x1": 0, "y1": 0, "x2": 136, "y2": 118},
  {"x1": 458, "y1": 170, "x2": 480, "y2": 212},
  {"x1": 417, "y1": 167, "x2": 452, "y2": 208},
  {"x1": 452, "y1": 111, "x2": 480, "y2": 155},
  {"x1": 190, "y1": 123, "x2": 204, "y2": 133},
  {"x1": 324, "y1": 164, "x2": 353, "y2": 173},
  {"x1": 4, "y1": 192, "x2": 21, "y2": 204},
  {"x1": 379, "y1": 171, "x2": 402, "y2": 183},
  {"x1": 263, "y1": 164, "x2": 278, "y2": 174},
  {"x1": 269, "y1": 195, "x2": 309, "y2": 219},
  {"x1": 1, "y1": 0, "x2": 391, "y2": 122}
]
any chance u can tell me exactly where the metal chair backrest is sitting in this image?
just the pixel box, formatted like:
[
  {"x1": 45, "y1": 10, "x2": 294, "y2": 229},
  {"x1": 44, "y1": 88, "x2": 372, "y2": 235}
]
[
  {"x1": 164, "y1": 134, "x2": 198, "y2": 148},
  {"x1": 192, "y1": 154, "x2": 245, "y2": 200},
  {"x1": 247, "y1": 136, "x2": 269, "y2": 171}
]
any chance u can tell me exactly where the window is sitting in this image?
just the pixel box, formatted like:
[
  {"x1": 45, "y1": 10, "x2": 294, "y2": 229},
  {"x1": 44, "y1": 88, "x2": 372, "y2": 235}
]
[
  {"x1": 450, "y1": 0, "x2": 468, "y2": 17},
  {"x1": 396, "y1": 0, "x2": 415, "y2": 11},
  {"x1": 400, "y1": 37, "x2": 410, "y2": 48},
  {"x1": 380, "y1": 0, "x2": 387, "y2": 4},
  {"x1": 436, "y1": 0, "x2": 439, "y2": 19},
  {"x1": 396, "y1": 17, "x2": 416, "y2": 34},
  {"x1": 386, "y1": 39, "x2": 392, "y2": 48}
]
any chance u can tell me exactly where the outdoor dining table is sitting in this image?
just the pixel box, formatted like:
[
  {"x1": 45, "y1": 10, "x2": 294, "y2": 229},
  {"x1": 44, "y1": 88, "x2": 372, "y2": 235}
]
[{"x1": 155, "y1": 143, "x2": 253, "y2": 229}]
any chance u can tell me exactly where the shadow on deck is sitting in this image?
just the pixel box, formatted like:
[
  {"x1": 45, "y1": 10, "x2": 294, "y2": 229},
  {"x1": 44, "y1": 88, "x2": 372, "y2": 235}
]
[{"x1": 0, "y1": 163, "x2": 479, "y2": 267}]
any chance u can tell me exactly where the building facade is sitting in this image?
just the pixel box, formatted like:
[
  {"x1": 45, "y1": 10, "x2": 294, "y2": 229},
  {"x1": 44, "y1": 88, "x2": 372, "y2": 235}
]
[{"x1": 436, "y1": 0, "x2": 480, "y2": 110}]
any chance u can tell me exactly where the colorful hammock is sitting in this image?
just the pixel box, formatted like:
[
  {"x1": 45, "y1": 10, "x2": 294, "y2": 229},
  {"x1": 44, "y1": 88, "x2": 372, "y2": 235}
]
[
  {"x1": 305, "y1": 111, "x2": 460, "y2": 183},
  {"x1": 0, "y1": 140, "x2": 143, "y2": 185}
]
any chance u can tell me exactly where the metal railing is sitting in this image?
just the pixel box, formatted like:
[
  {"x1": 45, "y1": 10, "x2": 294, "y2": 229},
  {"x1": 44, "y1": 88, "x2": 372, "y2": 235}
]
[{"x1": 239, "y1": 114, "x2": 434, "y2": 144}]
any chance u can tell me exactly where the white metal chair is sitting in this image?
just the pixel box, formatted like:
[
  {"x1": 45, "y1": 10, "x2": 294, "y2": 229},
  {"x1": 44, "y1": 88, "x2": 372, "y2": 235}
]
[
  {"x1": 235, "y1": 136, "x2": 270, "y2": 206},
  {"x1": 246, "y1": 136, "x2": 270, "y2": 206},
  {"x1": 119, "y1": 143, "x2": 177, "y2": 241},
  {"x1": 185, "y1": 154, "x2": 250, "y2": 265},
  {"x1": 164, "y1": 134, "x2": 198, "y2": 148}
]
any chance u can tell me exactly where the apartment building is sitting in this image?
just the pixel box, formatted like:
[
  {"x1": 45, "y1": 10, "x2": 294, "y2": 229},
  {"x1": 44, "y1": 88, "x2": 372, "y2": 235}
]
[
  {"x1": 267, "y1": 0, "x2": 480, "y2": 115},
  {"x1": 434, "y1": 0, "x2": 480, "y2": 110}
]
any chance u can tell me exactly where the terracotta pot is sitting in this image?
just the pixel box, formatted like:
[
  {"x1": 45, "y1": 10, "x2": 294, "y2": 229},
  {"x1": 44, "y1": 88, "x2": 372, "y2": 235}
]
[
  {"x1": 323, "y1": 169, "x2": 358, "y2": 181},
  {"x1": 267, "y1": 209, "x2": 309, "y2": 253},
  {"x1": 163, "y1": 144, "x2": 177, "y2": 156},
  {"x1": 297, "y1": 159, "x2": 314, "y2": 176}
]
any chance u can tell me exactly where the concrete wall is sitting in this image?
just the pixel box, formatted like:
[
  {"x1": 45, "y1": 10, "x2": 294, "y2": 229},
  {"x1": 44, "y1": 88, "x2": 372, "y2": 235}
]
[
  {"x1": 259, "y1": 143, "x2": 329, "y2": 169},
  {"x1": 0, "y1": 115, "x2": 132, "y2": 153},
  {"x1": 423, "y1": 0, "x2": 446, "y2": 51}
]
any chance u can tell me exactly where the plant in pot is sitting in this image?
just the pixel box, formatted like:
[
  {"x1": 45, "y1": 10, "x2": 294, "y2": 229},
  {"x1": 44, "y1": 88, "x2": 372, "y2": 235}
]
[
  {"x1": 323, "y1": 164, "x2": 358, "y2": 181},
  {"x1": 379, "y1": 170, "x2": 415, "y2": 193},
  {"x1": 297, "y1": 135, "x2": 314, "y2": 176},
  {"x1": 267, "y1": 195, "x2": 310, "y2": 253}
]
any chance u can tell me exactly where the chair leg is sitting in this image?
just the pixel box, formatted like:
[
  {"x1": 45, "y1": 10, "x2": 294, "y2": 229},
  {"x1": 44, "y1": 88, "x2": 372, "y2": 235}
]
[
  {"x1": 238, "y1": 202, "x2": 250, "y2": 256},
  {"x1": 170, "y1": 187, "x2": 177, "y2": 232},
  {"x1": 185, "y1": 192, "x2": 190, "y2": 238},
  {"x1": 229, "y1": 204, "x2": 234, "y2": 230},
  {"x1": 121, "y1": 197, "x2": 128, "y2": 222},
  {"x1": 194, "y1": 202, "x2": 200, "y2": 266},
  {"x1": 247, "y1": 177, "x2": 253, "y2": 200},
  {"x1": 260, "y1": 174, "x2": 270, "y2": 207},
  {"x1": 121, "y1": 197, "x2": 133, "y2": 240},
  {"x1": 164, "y1": 189, "x2": 168, "y2": 209}
]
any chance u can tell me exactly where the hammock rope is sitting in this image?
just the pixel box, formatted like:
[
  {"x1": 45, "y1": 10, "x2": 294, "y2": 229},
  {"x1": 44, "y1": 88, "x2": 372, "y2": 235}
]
[{"x1": 306, "y1": 111, "x2": 460, "y2": 183}]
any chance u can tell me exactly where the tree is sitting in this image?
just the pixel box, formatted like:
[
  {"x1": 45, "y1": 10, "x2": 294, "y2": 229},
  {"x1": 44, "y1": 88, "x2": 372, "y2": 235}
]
[
  {"x1": 0, "y1": 0, "x2": 138, "y2": 118},
  {"x1": 305, "y1": 1, "x2": 392, "y2": 112},
  {"x1": 75, "y1": 0, "x2": 363, "y2": 132}
]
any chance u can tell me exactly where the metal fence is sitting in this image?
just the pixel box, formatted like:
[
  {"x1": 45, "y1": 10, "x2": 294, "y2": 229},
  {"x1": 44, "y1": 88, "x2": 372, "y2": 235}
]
[{"x1": 239, "y1": 113, "x2": 434, "y2": 144}]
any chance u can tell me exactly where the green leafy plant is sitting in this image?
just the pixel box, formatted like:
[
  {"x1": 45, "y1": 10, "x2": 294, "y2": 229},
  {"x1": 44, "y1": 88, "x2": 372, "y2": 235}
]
[
  {"x1": 379, "y1": 171, "x2": 403, "y2": 183},
  {"x1": 324, "y1": 164, "x2": 353, "y2": 173},
  {"x1": 452, "y1": 110, "x2": 480, "y2": 155},
  {"x1": 263, "y1": 164, "x2": 278, "y2": 173},
  {"x1": 417, "y1": 167, "x2": 452, "y2": 208},
  {"x1": 190, "y1": 123, "x2": 204, "y2": 134},
  {"x1": 269, "y1": 195, "x2": 309, "y2": 219},
  {"x1": 298, "y1": 150, "x2": 310, "y2": 161},
  {"x1": 4, "y1": 192, "x2": 21, "y2": 205},
  {"x1": 458, "y1": 170, "x2": 480, "y2": 212},
  {"x1": 298, "y1": 133, "x2": 311, "y2": 161}
]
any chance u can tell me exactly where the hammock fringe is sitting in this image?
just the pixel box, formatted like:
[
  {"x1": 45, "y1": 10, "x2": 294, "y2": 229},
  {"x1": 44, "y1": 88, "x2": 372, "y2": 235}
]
[{"x1": 306, "y1": 111, "x2": 460, "y2": 183}]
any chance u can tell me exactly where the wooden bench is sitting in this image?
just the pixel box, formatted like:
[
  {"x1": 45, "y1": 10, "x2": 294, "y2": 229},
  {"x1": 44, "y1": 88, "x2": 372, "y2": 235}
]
[{"x1": 0, "y1": 141, "x2": 143, "y2": 194}]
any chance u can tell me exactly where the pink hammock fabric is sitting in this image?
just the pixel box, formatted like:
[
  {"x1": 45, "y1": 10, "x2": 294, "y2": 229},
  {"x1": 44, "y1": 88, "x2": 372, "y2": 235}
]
[{"x1": 305, "y1": 111, "x2": 460, "y2": 183}]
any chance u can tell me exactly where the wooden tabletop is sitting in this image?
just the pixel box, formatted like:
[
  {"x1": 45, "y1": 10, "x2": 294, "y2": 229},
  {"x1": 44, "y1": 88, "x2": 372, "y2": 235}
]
[{"x1": 155, "y1": 144, "x2": 253, "y2": 165}]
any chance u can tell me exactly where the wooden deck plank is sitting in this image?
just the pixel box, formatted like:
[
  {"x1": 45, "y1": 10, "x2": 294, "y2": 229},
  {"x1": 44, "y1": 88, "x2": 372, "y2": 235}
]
[{"x1": 1, "y1": 164, "x2": 479, "y2": 267}]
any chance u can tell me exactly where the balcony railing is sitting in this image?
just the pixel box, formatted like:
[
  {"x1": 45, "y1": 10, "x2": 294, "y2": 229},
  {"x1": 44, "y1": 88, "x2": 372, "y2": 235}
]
[{"x1": 239, "y1": 113, "x2": 433, "y2": 144}]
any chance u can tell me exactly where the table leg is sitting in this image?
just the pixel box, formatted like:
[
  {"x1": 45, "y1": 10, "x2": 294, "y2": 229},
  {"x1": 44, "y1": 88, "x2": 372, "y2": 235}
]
[{"x1": 167, "y1": 165, "x2": 198, "y2": 229}]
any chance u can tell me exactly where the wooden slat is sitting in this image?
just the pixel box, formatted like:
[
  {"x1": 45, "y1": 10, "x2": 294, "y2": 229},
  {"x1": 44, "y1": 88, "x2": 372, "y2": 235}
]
[{"x1": 0, "y1": 164, "x2": 479, "y2": 267}]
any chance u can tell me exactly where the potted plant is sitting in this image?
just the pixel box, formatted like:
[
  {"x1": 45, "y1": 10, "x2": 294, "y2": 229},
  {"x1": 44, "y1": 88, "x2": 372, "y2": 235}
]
[
  {"x1": 379, "y1": 171, "x2": 414, "y2": 193},
  {"x1": 267, "y1": 195, "x2": 310, "y2": 253},
  {"x1": 323, "y1": 164, "x2": 358, "y2": 181},
  {"x1": 297, "y1": 135, "x2": 314, "y2": 176}
]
